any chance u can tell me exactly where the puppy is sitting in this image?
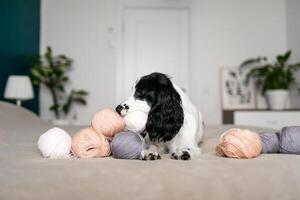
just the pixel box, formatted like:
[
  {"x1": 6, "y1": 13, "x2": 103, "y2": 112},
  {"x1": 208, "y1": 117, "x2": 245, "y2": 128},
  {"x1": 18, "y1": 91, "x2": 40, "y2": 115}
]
[{"x1": 116, "y1": 72, "x2": 204, "y2": 160}]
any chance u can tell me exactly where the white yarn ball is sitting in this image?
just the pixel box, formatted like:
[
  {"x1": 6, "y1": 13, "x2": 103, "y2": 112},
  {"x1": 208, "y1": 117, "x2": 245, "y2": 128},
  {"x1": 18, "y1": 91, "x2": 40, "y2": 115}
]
[
  {"x1": 37, "y1": 127, "x2": 72, "y2": 158},
  {"x1": 124, "y1": 112, "x2": 148, "y2": 133}
]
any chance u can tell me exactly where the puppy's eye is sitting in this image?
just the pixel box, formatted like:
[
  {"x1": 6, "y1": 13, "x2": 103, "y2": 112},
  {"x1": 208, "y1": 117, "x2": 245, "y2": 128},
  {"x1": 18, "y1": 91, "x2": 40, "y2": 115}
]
[
  {"x1": 135, "y1": 89, "x2": 144, "y2": 98},
  {"x1": 136, "y1": 90, "x2": 143, "y2": 95}
]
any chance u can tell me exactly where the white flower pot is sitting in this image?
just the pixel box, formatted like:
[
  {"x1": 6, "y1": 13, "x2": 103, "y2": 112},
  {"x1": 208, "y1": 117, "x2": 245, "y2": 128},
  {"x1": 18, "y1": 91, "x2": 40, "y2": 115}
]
[
  {"x1": 266, "y1": 90, "x2": 289, "y2": 110},
  {"x1": 52, "y1": 119, "x2": 70, "y2": 126}
]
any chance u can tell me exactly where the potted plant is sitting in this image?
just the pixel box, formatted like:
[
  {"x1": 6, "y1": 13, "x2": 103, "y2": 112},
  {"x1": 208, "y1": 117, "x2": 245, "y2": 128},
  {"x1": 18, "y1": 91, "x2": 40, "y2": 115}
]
[
  {"x1": 240, "y1": 51, "x2": 300, "y2": 110},
  {"x1": 30, "y1": 46, "x2": 88, "y2": 124}
]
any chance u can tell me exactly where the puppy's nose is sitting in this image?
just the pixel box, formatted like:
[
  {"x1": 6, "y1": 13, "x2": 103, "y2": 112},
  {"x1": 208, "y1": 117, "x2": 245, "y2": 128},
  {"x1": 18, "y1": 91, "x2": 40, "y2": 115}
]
[{"x1": 115, "y1": 105, "x2": 123, "y2": 114}]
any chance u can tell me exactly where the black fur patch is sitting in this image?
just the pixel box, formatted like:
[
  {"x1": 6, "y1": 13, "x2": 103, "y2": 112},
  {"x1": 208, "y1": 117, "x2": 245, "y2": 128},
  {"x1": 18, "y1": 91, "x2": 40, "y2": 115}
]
[{"x1": 134, "y1": 72, "x2": 184, "y2": 142}]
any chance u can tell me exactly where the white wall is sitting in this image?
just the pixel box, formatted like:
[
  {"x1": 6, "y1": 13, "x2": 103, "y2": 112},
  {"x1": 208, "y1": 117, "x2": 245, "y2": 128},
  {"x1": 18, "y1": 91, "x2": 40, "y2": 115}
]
[
  {"x1": 40, "y1": 0, "x2": 287, "y2": 125},
  {"x1": 286, "y1": 0, "x2": 300, "y2": 62},
  {"x1": 189, "y1": 0, "x2": 286, "y2": 123},
  {"x1": 286, "y1": 0, "x2": 300, "y2": 108},
  {"x1": 40, "y1": 0, "x2": 118, "y2": 124}
]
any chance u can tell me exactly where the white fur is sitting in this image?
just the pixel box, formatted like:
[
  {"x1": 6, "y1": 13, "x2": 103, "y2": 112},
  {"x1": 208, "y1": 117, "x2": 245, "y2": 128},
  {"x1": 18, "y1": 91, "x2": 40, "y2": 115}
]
[
  {"x1": 121, "y1": 82, "x2": 204, "y2": 160},
  {"x1": 37, "y1": 127, "x2": 72, "y2": 158},
  {"x1": 119, "y1": 96, "x2": 151, "y2": 116},
  {"x1": 124, "y1": 112, "x2": 148, "y2": 133}
]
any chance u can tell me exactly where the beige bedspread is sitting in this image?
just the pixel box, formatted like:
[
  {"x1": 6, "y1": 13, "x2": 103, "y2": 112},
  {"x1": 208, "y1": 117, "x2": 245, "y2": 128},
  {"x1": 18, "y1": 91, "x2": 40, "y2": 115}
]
[{"x1": 1, "y1": 102, "x2": 300, "y2": 200}]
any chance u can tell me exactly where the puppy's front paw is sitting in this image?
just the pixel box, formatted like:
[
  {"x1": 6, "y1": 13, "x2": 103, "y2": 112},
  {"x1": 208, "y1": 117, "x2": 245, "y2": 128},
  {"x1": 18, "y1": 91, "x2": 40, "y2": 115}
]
[
  {"x1": 140, "y1": 150, "x2": 161, "y2": 161},
  {"x1": 171, "y1": 149, "x2": 191, "y2": 160}
]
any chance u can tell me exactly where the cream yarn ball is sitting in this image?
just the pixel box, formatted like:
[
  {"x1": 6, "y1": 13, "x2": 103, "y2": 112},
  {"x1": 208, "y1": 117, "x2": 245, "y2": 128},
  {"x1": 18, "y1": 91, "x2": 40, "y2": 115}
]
[
  {"x1": 124, "y1": 111, "x2": 148, "y2": 133},
  {"x1": 37, "y1": 127, "x2": 72, "y2": 158}
]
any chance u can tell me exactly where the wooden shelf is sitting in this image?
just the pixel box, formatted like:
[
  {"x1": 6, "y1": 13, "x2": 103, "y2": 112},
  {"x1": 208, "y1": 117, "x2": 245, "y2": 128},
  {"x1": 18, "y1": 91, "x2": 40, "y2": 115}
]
[{"x1": 223, "y1": 109, "x2": 300, "y2": 124}]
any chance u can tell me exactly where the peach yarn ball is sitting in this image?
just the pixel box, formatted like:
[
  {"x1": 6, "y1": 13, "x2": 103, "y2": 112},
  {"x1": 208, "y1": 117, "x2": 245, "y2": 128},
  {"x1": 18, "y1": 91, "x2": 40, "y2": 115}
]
[
  {"x1": 91, "y1": 108, "x2": 125, "y2": 138},
  {"x1": 216, "y1": 128, "x2": 262, "y2": 159},
  {"x1": 72, "y1": 127, "x2": 111, "y2": 158}
]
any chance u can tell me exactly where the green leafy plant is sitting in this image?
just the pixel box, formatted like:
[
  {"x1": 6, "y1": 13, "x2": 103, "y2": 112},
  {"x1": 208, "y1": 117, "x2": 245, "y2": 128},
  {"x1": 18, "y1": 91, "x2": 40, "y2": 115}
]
[
  {"x1": 239, "y1": 51, "x2": 300, "y2": 94},
  {"x1": 30, "y1": 46, "x2": 88, "y2": 119}
]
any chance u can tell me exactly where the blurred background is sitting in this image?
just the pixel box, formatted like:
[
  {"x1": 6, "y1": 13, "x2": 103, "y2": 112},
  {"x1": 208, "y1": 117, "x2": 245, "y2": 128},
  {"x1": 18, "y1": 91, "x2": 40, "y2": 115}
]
[{"x1": 1, "y1": 0, "x2": 300, "y2": 126}]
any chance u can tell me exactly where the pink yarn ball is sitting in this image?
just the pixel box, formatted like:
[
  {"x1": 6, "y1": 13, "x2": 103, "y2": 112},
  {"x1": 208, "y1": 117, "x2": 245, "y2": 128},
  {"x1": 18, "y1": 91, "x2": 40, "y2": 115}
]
[
  {"x1": 91, "y1": 108, "x2": 125, "y2": 138},
  {"x1": 216, "y1": 128, "x2": 262, "y2": 159},
  {"x1": 71, "y1": 127, "x2": 111, "y2": 158}
]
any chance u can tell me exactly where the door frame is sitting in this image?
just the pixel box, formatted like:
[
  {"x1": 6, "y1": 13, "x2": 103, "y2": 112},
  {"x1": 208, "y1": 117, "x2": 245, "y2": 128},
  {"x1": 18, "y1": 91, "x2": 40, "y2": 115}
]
[{"x1": 115, "y1": 1, "x2": 192, "y2": 104}]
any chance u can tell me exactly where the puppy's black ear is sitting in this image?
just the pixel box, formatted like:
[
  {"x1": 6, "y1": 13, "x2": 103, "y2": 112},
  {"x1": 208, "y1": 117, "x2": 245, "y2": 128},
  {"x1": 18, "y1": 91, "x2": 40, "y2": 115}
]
[{"x1": 146, "y1": 83, "x2": 184, "y2": 142}]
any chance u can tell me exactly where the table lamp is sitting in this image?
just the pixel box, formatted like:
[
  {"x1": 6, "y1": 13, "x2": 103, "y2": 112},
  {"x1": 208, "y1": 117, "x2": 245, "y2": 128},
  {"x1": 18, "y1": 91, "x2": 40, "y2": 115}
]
[{"x1": 4, "y1": 75, "x2": 34, "y2": 106}]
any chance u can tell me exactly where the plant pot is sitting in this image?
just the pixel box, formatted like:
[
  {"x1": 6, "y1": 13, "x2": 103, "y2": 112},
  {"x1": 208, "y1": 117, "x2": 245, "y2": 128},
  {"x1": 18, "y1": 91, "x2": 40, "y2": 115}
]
[{"x1": 266, "y1": 89, "x2": 289, "y2": 110}]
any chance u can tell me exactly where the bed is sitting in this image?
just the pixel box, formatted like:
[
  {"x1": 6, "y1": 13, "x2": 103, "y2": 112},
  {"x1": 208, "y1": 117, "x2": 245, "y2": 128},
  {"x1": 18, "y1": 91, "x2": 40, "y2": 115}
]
[{"x1": 1, "y1": 101, "x2": 300, "y2": 200}]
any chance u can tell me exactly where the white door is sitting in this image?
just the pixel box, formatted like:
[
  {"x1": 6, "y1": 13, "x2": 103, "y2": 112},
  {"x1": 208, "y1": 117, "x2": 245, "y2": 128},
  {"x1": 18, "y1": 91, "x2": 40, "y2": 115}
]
[{"x1": 121, "y1": 8, "x2": 190, "y2": 99}]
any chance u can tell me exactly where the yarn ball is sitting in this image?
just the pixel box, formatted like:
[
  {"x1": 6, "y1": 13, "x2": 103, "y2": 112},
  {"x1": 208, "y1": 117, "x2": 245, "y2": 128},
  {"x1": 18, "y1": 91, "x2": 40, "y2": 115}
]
[
  {"x1": 278, "y1": 126, "x2": 300, "y2": 154},
  {"x1": 91, "y1": 107, "x2": 126, "y2": 138},
  {"x1": 71, "y1": 127, "x2": 111, "y2": 158},
  {"x1": 216, "y1": 128, "x2": 262, "y2": 159},
  {"x1": 37, "y1": 127, "x2": 72, "y2": 158},
  {"x1": 124, "y1": 111, "x2": 148, "y2": 133},
  {"x1": 260, "y1": 132, "x2": 280, "y2": 153},
  {"x1": 111, "y1": 131, "x2": 145, "y2": 159}
]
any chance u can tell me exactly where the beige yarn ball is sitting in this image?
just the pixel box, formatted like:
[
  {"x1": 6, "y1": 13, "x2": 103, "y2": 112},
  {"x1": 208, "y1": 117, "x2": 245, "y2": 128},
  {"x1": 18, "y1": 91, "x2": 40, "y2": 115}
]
[
  {"x1": 216, "y1": 128, "x2": 262, "y2": 159},
  {"x1": 91, "y1": 108, "x2": 125, "y2": 138},
  {"x1": 72, "y1": 127, "x2": 111, "y2": 158}
]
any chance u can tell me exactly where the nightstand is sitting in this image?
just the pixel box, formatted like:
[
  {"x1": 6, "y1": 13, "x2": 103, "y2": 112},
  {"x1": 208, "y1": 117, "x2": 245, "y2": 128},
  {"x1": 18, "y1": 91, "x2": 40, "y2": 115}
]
[{"x1": 223, "y1": 110, "x2": 300, "y2": 129}]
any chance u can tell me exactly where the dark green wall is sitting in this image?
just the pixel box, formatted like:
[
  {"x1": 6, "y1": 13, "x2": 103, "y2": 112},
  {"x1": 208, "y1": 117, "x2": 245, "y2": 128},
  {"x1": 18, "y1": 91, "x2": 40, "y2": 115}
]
[{"x1": 0, "y1": 0, "x2": 40, "y2": 114}]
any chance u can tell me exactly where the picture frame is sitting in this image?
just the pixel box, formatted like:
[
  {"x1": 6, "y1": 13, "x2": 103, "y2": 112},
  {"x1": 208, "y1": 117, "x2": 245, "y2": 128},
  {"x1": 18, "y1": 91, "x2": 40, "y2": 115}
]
[{"x1": 220, "y1": 67, "x2": 256, "y2": 109}]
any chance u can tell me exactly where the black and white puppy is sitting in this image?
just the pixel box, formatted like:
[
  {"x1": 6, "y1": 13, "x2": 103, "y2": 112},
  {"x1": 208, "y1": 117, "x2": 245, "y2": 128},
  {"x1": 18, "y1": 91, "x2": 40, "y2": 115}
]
[{"x1": 116, "y1": 72, "x2": 204, "y2": 160}]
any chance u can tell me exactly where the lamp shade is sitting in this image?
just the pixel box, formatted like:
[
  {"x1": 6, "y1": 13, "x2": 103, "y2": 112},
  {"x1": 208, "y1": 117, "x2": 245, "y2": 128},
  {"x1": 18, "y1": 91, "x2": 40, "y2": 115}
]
[{"x1": 4, "y1": 75, "x2": 34, "y2": 100}]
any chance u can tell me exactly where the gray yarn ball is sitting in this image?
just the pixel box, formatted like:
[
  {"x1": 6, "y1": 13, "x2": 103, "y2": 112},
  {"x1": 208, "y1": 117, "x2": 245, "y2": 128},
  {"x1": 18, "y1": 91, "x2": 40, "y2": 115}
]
[
  {"x1": 260, "y1": 132, "x2": 280, "y2": 153},
  {"x1": 111, "y1": 131, "x2": 145, "y2": 159},
  {"x1": 278, "y1": 126, "x2": 300, "y2": 154}
]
